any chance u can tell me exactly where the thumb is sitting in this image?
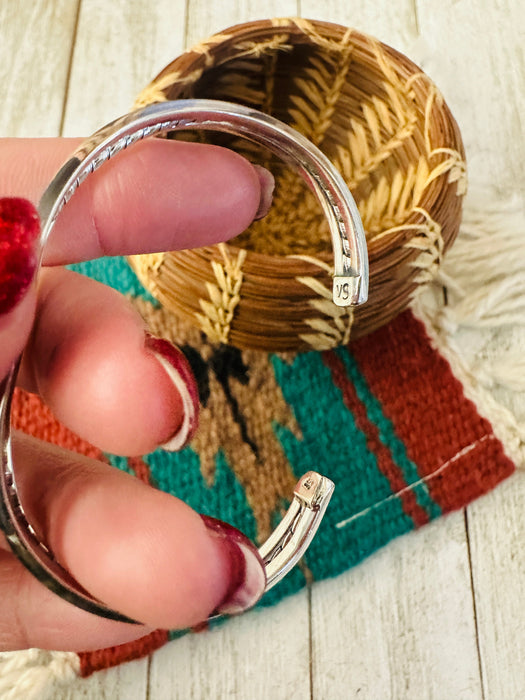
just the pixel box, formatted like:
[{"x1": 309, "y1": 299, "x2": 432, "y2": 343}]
[{"x1": 0, "y1": 198, "x2": 40, "y2": 378}]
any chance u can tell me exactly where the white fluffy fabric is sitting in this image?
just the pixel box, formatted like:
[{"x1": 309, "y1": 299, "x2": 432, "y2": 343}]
[
  {"x1": 413, "y1": 187, "x2": 525, "y2": 468},
  {"x1": 0, "y1": 650, "x2": 80, "y2": 700}
]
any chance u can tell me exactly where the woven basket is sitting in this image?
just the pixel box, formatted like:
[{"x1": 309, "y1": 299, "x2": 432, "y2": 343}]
[{"x1": 129, "y1": 18, "x2": 466, "y2": 352}]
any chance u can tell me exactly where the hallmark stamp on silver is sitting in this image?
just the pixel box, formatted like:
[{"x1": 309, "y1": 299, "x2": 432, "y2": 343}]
[{"x1": 332, "y1": 276, "x2": 362, "y2": 307}]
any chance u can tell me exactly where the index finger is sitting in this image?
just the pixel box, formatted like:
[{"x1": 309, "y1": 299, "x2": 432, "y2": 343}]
[
  {"x1": 0, "y1": 137, "x2": 271, "y2": 377},
  {"x1": 0, "y1": 137, "x2": 271, "y2": 265}
]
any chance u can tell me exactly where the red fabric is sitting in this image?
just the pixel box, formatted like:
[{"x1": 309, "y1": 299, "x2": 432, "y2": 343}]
[
  {"x1": 79, "y1": 630, "x2": 169, "y2": 677},
  {"x1": 323, "y1": 348, "x2": 430, "y2": 526},
  {"x1": 350, "y1": 311, "x2": 515, "y2": 511}
]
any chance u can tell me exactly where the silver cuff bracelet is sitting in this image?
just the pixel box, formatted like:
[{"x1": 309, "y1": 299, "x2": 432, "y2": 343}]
[{"x1": 0, "y1": 100, "x2": 368, "y2": 623}]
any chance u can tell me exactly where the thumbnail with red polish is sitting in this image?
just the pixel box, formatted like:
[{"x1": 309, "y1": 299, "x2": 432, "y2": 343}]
[
  {"x1": 0, "y1": 198, "x2": 40, "y2": 315},
  {"x1": 201, "y1": 515, "x2": 266, "y2": 616}
]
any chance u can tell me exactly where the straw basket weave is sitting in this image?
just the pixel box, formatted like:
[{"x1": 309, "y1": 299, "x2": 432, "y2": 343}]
[{"x1": 130, "y1": 18, "x2": 466, "y2": 352}]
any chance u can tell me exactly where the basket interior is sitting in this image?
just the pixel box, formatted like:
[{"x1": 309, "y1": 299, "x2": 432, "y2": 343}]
[{"x1": 164, "y1": 37, "x2": 435, "y2": 259}]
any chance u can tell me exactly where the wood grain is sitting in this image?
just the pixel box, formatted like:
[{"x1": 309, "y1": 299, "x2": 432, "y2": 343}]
[
  {"x1": 311, "y1": 514, "x2": 483, "y2": 700},
  {"x1": 62, "y1": 0, "x2": 186, "y2": 136},
  {"x1": 299, "y1": 0, "x2": 418, "y2": 51},
  {"x1": 467, "y1": 471, "x2": 525, "y2": 699},
  {"x1": 416, "y1": 0, "x2": 525, "y2": 203},
  {"x1": 298, "y1": 3, "x2": 481, "y2": 699},
  {"x1": 185, "y1": 0, "x2": 299, "y2": 47},
  {"x1": 0, "y1": 0, "x2": 79, "y2": 136},
  {"x1": 149, "y1": 591, "x2": 310, "y2": 699}
]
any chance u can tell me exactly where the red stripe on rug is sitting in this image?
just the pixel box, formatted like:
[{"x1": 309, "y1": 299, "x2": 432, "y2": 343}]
[
  {"x1": 350, "y1": 311, "x2": 514, "y2": 512},
  {"x1": 79, "y1": 629, "x2": 169, "y2": 677},
  {"x1": 128, "y1": 455, "x2": 153, "y2": 485},
  {"x1": 322, "y1": 349, "x2": 429, "y2": 527}
]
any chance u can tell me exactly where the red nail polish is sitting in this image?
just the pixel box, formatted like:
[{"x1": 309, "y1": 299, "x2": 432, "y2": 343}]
[
  {"x1": 201, "y1": 515, "x2": 266, "y2": 616},
  {"x1": 0, "y1": 198, "x2": 40, "y2": 315},
  {"x1": 145, "y1": 333, "x2": 200, "y2": 450}
]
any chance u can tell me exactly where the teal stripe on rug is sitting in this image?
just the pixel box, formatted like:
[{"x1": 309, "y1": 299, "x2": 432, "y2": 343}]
[
  {"x1": 68, "y1": 256, "x2": 158, "y2": 305},
  {"x1": 271, "y1": 351, "x2": 415, "y2": 581},
  {"x1": 336, "y1": 346, "x2": 442, "y2": 522}
]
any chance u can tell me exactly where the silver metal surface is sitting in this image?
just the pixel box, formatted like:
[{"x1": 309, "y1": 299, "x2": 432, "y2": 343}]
[
  {"x1": 0, "y1": 99, "x2": 366, "y2": 622},
  {"x1": 39, "y1": 100, "x2": 369, "y2": 303},
  {"x1": 260, "y1": 472, "x2": 334, "y2": 591}
]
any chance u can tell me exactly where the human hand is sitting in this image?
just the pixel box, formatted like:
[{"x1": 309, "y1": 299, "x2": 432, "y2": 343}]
[{"x1": 0, "y1": 137, "x2": 272, "y2": 651}]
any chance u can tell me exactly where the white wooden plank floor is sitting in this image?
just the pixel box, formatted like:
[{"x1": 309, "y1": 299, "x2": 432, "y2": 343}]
[{"x1": 1, "y1": 1, "x2": 524, "y2": 698}]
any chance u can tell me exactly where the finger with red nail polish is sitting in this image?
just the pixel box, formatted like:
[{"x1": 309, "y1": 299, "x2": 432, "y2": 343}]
[
  {"x1": 5, "y1": 433, "x2": 267, "y2": 646},
  {"x1": 18, "y1": 268, "x2": 198, "y2": 456},
  {"x1": 201, "y1": 515, "x2": 267, "y2": 616},
  {"x1": 144, "y1": 334, "x2": 200, "y2": 451},
  {"x1": 0, "y1": 198, "x2": 40, "y2": 378},
  {"x1": 0, "y1": 139, "x2": 274, "y2": 265}
]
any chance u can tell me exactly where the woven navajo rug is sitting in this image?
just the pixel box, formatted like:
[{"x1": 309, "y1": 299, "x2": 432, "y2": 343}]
[{"x1": 7, "y1": 254, "x2": 515, "y2": 681}]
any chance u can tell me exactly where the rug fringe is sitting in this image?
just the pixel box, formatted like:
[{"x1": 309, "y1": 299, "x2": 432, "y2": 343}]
[
  {"x1": 0, "y1": 649, "x2": 79, "y2": 700},
  {"x1": 414, "y1": 186, "x2": 525, "y2": 467},
  {"x1": 436, "y1": 189, "x2": 525, "y2": 334}
]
